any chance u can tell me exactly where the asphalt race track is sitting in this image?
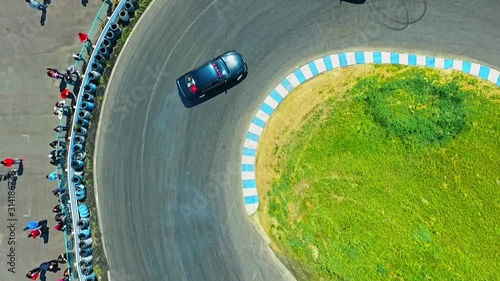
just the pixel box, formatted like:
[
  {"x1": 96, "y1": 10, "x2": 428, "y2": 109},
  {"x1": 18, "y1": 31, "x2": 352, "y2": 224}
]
[{"x1": 94, "y1": 0, "x2": 500, "y2": 280}]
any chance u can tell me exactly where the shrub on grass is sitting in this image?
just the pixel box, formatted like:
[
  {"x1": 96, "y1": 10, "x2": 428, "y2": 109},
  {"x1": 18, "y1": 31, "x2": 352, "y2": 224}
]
[{"x1": 353, "y1": 69, "x2": 471, "y2": 148}]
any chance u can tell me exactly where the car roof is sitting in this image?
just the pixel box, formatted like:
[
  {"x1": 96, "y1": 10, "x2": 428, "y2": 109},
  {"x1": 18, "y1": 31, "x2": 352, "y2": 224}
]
[{"x1": 191, "y1": 60, "x2": 220, "y2": 88}]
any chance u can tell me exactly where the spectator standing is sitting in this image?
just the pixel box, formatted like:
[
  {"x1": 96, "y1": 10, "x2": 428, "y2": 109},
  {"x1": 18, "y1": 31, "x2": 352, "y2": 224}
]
[
  {"x1": 39, "y1": 260, "x2": 58, "y2": 272},
  {"x1": 1, "y1": 158, "x2": 23, "y2": 167},
  {"x1": 57, "y1": 253, "x2": 68, "y2": 263},
  {"x1": 52, "y1": 188, "x2": 64, "y2": 197},
  {"x1": 28, "y1": 229, "x2": 42, "y2": 239},
  {"x1": 66, "y1": 65, "x2": 81, "y2": 80},
  {"x1": 60, "y1": 88, "x2": 74, "y2": 100},
  {"x1": 54, "y1": 222, "x2": 66, "y2": 232},
  {"x1": 25, "y1": 268, "x2": 40, "y2": 280},
  {"x1": 52, "y1": 204, "x2": 62, "y2": 213},
  {"x1": 23, "y1": 220, "x2": 47, "y2": 231},
  {"x1": 49, "y1": 260, "x2": 59, "y2": 272},
  {"x1": 54, "y1": 213, "x2": 66, "y2": 223},
  {"x1": 72, "y1": 53, "x2": 86, "y2": 64},
  {"x1": 47, "y1": 68, "x2": 64, "y2": 80},
  {"x1": 78, "y1": 32, "x2": 92, "y2": 44},
  {"x1": 46, "y1": 171, "x2": 58, "y2": 182},
  {"x1": 49, "y1": 149, "x2": 62, "y2": 160},
  {"x1": 54, "y1": 125, "x2": 67, "y2": 133},
  {"x1": 25, "y1": 0, "x2": 47, "y2": 11},
  {"x1": 50, "y1": 140, "x2": 65, "y2": 149},
  {"x1": 6, "y1": 170, "x2": 18, "y2": 180},
  {"x1": 54, "y1": 100, "x2": 66, "y2": 119}
]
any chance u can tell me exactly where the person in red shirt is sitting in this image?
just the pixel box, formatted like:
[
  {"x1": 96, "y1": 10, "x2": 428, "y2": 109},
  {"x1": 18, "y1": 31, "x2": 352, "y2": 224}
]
[
  {"x1": 60, "y1": 89, "x2": 72, "y2": 100},
  {"x1": 78, "y1": 32, "x2": 90, "y2": 43},
  {"x1": 26, "y1": 268, "x2": 40, "y2": 280},
  {"x1": 28, "y1": 229, "x2": 41, "y2": 239},
  {"x1": 78, "y1": 32, "x2": 94, "y2": 49},
  {"x1": 1, "y1": 158, "x2": 23, "y2": 167},
  {"x1": 54, "y1": 222, "x2": 66, "y2": 232}
]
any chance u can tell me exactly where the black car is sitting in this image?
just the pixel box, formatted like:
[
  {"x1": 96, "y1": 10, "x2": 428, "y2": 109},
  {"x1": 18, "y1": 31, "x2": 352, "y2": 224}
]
[{"x1": 176, "y1": 50, "x2": 248, "y2": 101}]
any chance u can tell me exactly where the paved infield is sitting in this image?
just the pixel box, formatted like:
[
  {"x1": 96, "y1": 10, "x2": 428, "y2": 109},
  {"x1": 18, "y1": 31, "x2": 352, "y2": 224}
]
[
  {"x1": 0, "y1": 0, "x2": 101, "y2": 280},
  {"x1": 95, "y1": 0, "x2": 500, "y2": 280}
]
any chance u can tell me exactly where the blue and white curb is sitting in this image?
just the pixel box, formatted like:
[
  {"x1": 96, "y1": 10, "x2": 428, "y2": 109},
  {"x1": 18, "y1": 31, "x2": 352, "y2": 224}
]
[{"x1": 241, "y1": 51, "x2": 500, "y2": 215}]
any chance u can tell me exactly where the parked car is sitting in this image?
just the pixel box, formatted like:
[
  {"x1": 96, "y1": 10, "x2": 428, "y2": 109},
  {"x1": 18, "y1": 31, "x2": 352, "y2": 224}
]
[{"x1": 176, "y1": 50, "x2": 248, "y2": 101}]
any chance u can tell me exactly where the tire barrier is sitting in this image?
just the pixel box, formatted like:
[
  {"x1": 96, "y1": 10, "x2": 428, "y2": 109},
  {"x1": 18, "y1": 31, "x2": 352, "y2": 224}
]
[
  {"x1": 67, "y1": 1, "x2": 138, "y2": 279},
  {"x1": 72, "y1": 174, "x2": 84, "y2": 185},
  {"x1": 82, "y1": 267, "x2": 94, "y2": 276},
  {"x1": 101, "y1": 39, "x2": 113, "y2": 54},
  {"x1": 83, "y1": 83, "x2": 97, "y2": 95},
  {"x1": 78, "y1": 204, "x2": 90, "y2": 219},
  {"x1": 83, "y1": 92, "x2": 95, "y2": 102},
  {"x1": 72, "y1": 147, "x2": 85, "y2": 161},
  {"x1": 72, "y1": 151, "x2": 85, "y2": 162},
  {"x1": 129, "y1": 0, "x2": 138, "y2": 8},
  {"x1": 79, "y1": 238, "x2": 93, "y2": 249},
  {"x1": 119, "y1": 10, "x2": 130, "y2": 25},
  {"x1": 75, "y1": 127, "x2": 88, "y2": 136},
  {"x1": 71, "y1": 160, "x2": 85, "y2": 172},
  {"x1": 77, "y1": 118, "x2": 90, "y2": 128},
  {"x1": 76, "y1": 189, "x2": 87, "y2": 201},
  {"x1": 94, "y1": 53, "x2": 106, "y2": 66},
  {"x1": 78, "y1": 110, "x2": 92, "y2": 120},
  {"x1": 110, "y1": 23, "x2": 122, "y2": 39},
  {"x1": 88, "y1": 71, "x2": 101, "y2": 83},
  {"x1": 81, "y1": 101, "x2": 95, "y2": 112},
  {"x1": 74, "y1": 135, "x2": 86, "y2": 145},
  {"x1": 124, "y1": 1, "x2": 135, "y2": 14},
  {"x1": 90, "y1": 62, "x2": 104, "y2": 74},
  {"x1": 98, "y1": 47, "x2": 110, "y2": 59},
  {"x1": 73, "y1": 143, "x2": 85, "y2": 153},
  {"x1": 79, "y1": 255, "x2": 93, "y2": 267},
  {"x1": 80, "y1": 248, "x2": 93, "y2": 257},
  {"x1": 84, "y1": 273, "x2": 97, "y2": 281},
  {"x1": 105, "y1": 30, "x2": 118, "y2": 45},
  {"x1": 78, "y1": 229, "x2": 91, "y2": 240},
  {"x1": 77, "y1": 218, "x2": 90, "y2": 229}
]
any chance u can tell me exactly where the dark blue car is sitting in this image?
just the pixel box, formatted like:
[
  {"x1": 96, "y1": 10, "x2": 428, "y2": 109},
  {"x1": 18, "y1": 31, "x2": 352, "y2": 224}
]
[{"x1": 176, "y1": 50, "x2": 248, "y2": 101}]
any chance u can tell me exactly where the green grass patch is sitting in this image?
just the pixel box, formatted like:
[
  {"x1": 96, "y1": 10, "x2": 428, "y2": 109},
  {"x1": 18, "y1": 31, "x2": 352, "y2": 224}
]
[{"x1": 259, "y1": 66, "x2": 500, "y2": 281}]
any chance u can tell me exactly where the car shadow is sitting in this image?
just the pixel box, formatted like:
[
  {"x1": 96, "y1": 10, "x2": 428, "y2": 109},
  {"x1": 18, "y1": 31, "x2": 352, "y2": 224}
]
[
  {"x1": 340, "y1": 0, "x2": 366, "y2": 4},
  {"x1": 40, "y1": 10, "x2": 47, "y2": 26},
  {"x1": 40, "y1": 225, "x2": 50, "y2": 244},
  {"x1": 17, "y1": 161, "x2": 24, "y2": 176}
]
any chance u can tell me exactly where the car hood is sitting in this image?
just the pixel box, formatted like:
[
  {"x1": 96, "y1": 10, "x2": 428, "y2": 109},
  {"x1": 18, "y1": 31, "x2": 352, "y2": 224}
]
[{"x1": 221, "y1": 52, "x2": 246, "y2": 75}]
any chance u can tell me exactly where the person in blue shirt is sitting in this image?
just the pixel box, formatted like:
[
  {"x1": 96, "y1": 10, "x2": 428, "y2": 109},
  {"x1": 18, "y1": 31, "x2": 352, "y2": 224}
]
[
  {"x1": 46, "y1": 171, "x2": 58, "y2": 182},
  {"x1": 22, "y1": 220, "x2": 47, "y2": 231},
  {"x1": 39, "y1": 260, "x2": 58, "y2": 272}
]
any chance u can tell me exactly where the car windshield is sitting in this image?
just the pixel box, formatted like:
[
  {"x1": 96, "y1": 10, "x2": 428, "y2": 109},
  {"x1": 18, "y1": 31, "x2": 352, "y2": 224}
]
[{"x1": 212, "y1": 60, "x2": 228, "y2": 79}]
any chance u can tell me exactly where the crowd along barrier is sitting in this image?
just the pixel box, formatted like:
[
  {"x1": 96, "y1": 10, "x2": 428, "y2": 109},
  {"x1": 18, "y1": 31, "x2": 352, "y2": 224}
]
[{"x1": 65, "y1": 0, "x2": 135, "y2": 280}]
